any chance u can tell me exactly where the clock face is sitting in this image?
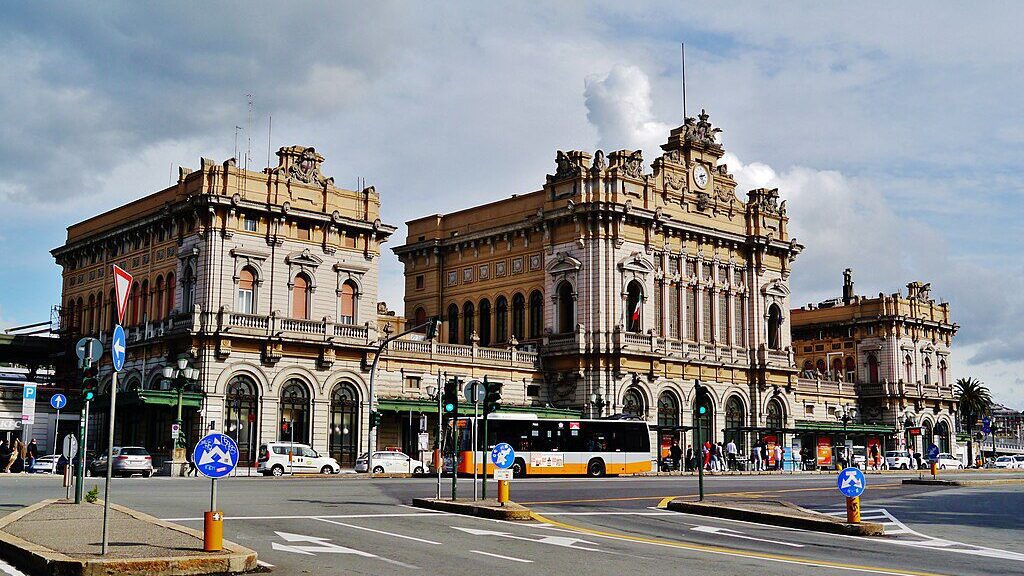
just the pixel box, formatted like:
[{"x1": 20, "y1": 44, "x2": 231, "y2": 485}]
[{"x1": 693, "y1": 164, "x2": 709, "y2": 189}]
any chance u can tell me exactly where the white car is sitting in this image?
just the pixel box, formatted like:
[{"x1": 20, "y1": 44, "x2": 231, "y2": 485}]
[
  {"x1": 993, "y1": 455, "x2": 1017, "y2": 469},
  {"x1": 30, "y1": 455, "x2": 60, "y2": 474},
  {"x1": 257, "y1": 442, "x2": 341, "y2": 476},
  {"x1": 884, "y1": 450, "x2": 912, "y2": 470},
  {"x1": 354, "y1": 451, "x2": 426, "y2": 474},
  {"x1": 1014, "y1": 456, "x2": 1024, "y2": 469},
  {"x1": 934, "y1": 452, "x2": 963, "y2": 469}
]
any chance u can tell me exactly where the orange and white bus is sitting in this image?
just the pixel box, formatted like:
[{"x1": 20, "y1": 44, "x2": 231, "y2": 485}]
[{"x1": 451, "y1": 414, "x2": 652, "y2": 477}]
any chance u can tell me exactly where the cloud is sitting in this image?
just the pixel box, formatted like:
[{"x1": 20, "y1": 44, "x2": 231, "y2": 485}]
[{"x1": 584, "y1": 64, "x2": 671, "y2": 158}]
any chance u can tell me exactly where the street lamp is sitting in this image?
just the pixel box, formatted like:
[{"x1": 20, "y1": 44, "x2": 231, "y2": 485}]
[
  {"x1": 837, "y1": 405, "x2": 857, "y2": 468},
  {"x1": 589, "y1": 392, "x2": 607, "y2": 417},
  {"x1": 161, "y1": 354, "x2": 199, "y2": 475},
  {"x1": 425, "y1": 383, "x2": 441, "y2": 499}
]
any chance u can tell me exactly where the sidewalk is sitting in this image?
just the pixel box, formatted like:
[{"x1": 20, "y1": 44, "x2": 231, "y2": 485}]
[{"x1": 0, "y1": 499, "x2": 256, "y2": 575}]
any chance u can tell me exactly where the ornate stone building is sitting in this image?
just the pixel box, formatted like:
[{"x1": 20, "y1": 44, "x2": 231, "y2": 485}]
[
  {"x1": 791, "y1": 269, "x2": 959, "y2": 458},
  {"x1": 396, "y1": 111, "x2": 805, "y2": 455}
]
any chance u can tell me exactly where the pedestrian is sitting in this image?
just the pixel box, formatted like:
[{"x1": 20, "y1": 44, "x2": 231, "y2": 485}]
[
  {"x1": 914, "y1": 451, "x2": 923, "y2": 470},
  {"x1": 751, "y1": 443, "x2": 761, "y2": 472},
  {"x1": 9, "y1": 439, "x2": 25, "y2": 473},
  {"x1": 26, "y1": 439, "x2": 39, "y2": 473},
  {"x1": 774, "y1": 444, "x2": 784, "y2": 471},
  {"x1": 670, "y1": 441, "x2": 683, "y2": 472},
  {"x1": 726, "y1": 439, "x2": 737, "y2": 471},
  {"x1": 0, "y1": 440, "x2": 10, "y2": 473},
  {"x1": 702, "y1": 441, "x2": 711, "y2": 471},
  {"x1": 870, "y1": 444, "x2": 880, "y2": 471},
  {"x1": 186, "y1": 448, "x2": 198, "y2": 477},
  {"x1": 685, "y1": 444, "x2": 694, "y2": 472}
]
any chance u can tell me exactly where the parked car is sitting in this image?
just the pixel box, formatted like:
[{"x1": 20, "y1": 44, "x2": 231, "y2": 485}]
[
  {"x1": 90, "y1": 447, "x2": 154, "y2": 477},
  {"x1": 934, "y1": 452, "x2": 963, "y2": 470},
  {"x1": 850, "y1": 446, "x2": 866, "y2": 468},
  {"x1": 355, "y1": 451, "x2": 426, "y2": 474},
  {"x1": 993, "y1": 455, "x2": 1017, "y2": 469},
  {"x1": 30, "y1": 455, "x2": 60, "y2": 474},
  {"x1": 257, "y1": 442, "x2": 341, "y2": 476},
  {"x1": 885, "y1": 450, "x2": 912, "y2": 470},
  {"x1": 1014, "y1": 456, "x2": 1024, "y2": 469}
]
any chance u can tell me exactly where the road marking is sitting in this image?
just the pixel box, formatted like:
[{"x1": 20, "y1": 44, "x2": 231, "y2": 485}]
[
  {"x1": 0, "y1": 559, "x2": 27, "y2": 576},
  {"x1": 470, "y1": 550, "x2": 533, "y2": 563},
  {"x1": 530, "y1": 512, "x2": 948, "y2": 576},
  {"x1": 256, "y1": 560, "x2": 274, "y2": 568},
  {"x1": 453, "y1": 526, "x2": 604, "y2": 552},
  {"x1": 527, "y1": 482, "x2": 904, "y2": 507},
  {"x1": 521, "y1": 495, "x2": 669, "y2": 505},
  {"x1": 313, "y1": 517, "x2": 442, "y2": 545},
  {"x1": 691, "y1": 525, "x2": 804, "y2": 548},
  {"x1": 162, "y1": 512, "x2": 442, "y2": 521},
  {"x1": 271, "y1": 531, "x2": 376, "y2": 556},
  {"x1": 536, "y1": 511, "x2": 677, "y2": 516},
  {"x1": 657, "y1": 496, "x2": 677, "y2": 508}
]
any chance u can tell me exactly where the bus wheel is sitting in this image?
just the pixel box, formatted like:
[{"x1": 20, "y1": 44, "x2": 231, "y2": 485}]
[
  {"x1": 587, "y1": 459, "x2": 605, "y2": 477},
  {"x1": 511, "y1": 459, "x2": 526, "y2": 478}
]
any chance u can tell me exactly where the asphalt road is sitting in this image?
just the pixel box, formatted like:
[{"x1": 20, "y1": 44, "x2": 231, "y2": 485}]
[{"x1": 1, "y1": 471, "x2": 1022, "y2": 576}]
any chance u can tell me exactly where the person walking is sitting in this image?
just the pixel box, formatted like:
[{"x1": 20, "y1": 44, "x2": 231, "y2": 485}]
[
  {"x1": 702, "y1": 441, "x2": 711, "y2": 471},
  {"x1": 0, "y1": 440, "x2": 10, "y2": 473},
  {"x1": 26, "y1": 439, "x2": 39, "y2": 473},
  {"x1": 774, "y1": 444, "x2": 784, "y2": 471},
  {"x1": 670, "y1": 441, "x2": 683, "y2": 472},
  {"x1": 726, "y1": 439, "x2": 737, "y2": 471},
  {"x1": 186, "y1": 446, "x2": 199, "y2": 477},
  {"x1": 685, "y1": 445, "x2": 694, "y2": 472},
  {"x1": 751, "y1": 442, "x2": 762, "y2": 472}
]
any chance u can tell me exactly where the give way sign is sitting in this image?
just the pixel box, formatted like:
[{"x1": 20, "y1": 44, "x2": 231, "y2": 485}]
[{"x1": 112, "y1": 265, "x2": 133, "y2": 325}]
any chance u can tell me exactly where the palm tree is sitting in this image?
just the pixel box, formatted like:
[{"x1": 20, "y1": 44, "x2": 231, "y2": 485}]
[{"x1": 955, "y1": 377, "x2": 992, "y2": 466}]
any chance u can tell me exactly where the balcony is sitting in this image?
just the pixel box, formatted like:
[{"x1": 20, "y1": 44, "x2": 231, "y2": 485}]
[
  {"x1": 218, "y1": 309, "x2": 370, "y2": 345},
  {"x1": 379, "y1": 338, "x2": 538, "y2": 369}
]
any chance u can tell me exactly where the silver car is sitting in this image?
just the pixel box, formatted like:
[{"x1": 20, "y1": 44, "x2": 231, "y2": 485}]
[{"x1": 90, "y1": 446, "x2": 154, "y2": 477}]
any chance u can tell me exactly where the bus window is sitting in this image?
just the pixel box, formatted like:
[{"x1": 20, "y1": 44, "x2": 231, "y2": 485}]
[{"x1": 623, "y1": 422, "x2": 650, "y2": 452}]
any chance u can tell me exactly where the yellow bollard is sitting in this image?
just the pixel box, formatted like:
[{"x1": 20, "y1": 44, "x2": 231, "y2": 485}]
[
  {"x1": 497, "y1": 479, "x2": 510, "y2": 506},
  {"x1": 204, "y1": 511, "x2": 224, "y2": 552},
  {"x1": 846, "y1": 496, "x2": 861, "y2": 523},
  {"x1": 930, "y1": 461, "x2": 937, "y2": 479}
]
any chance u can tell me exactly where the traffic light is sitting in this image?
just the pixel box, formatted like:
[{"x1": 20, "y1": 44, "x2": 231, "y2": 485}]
[
  {"x1": 424, "y1": 316, "x2": 443, "y2": 340},
  {"x1": 442, "y1": 377, "x2": 459, "y2": 420},
  {"x1": 694, "y1": 380, "x2": 711, "y2": 417},
  {"x1": 81, "y1": 364, "x2": 98, "y2": 401},
  {"x1": 369, "y1": 410, "x2": 382, "y2": 429},
  {"x1": 483, "y1": 379, "x2": 502, "y2": 416}
]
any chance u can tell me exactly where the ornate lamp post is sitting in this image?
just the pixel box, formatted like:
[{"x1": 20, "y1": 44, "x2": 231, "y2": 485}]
[
  {"x1": 837, "y1": 405, "x2": 857, "y2": 468},
  {"x1": 589, "y1": 392, "x2": 607, "y2": 418},
  {"x1": 161, "y1": 355, "x2": 199, "y2": 475}
]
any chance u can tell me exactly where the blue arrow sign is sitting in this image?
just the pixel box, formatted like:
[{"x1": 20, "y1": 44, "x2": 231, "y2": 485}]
[
  {"x1": 837, "y1": 467, "x2": 866, "y2": 498},
  {"x1": 50, "y1": 394, "x2": 67, "y2": 410},
  {"x1": 193, "y1": 433, "x2": 239, "y2": 479},
  {"x1": 927, "y1": 444, "x2": 940, "y2": 461},
  {"x1": 111, "y1": 325, "x2": 126, "y2": 372},
  {"x1": 490, "y1": 442, "x2": 515, "y2": 469},
  {"x1": 981, "y1": 417, "x2": 991, "y2": 434}
]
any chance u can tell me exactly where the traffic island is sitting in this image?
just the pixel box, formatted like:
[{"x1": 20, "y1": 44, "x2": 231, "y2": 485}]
[
  {"x1": 665, "y1": 498, "x2": 885, "y2": 536},
  {"x1": 0, "y1": 499, "x2": 258, "y2": 576},
  {"x1": 412, "y1": 498, "x2": 533, "y2": 521},
  {"x1": 902, "y1": 477, "x2": 1024, "y2": 487}
]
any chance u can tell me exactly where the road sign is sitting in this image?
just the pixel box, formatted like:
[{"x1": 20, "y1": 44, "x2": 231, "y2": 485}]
[
  {"x1": 62, "y1": 435, "x2": 78, "y2": 459},
  {"x1": 50, "y1": 393, "x2": 67, "y2": 410},
  {"x1": 927, "y1": 444, "x2": 940, "y2": 462},
  {"x1": 193, "y1": 433, "x2": 239, "y2": 479},
  {"x1": 490, "y1": 442, "x2": 515, "y2": 469},
  {"x1": 464, "y1": 381, "x2": 483, "y2": 403},
  {"x1": 112, "y1": 265, "x2": 133, "y2": 325},
  {"x1": 493, "y1": 468, "x2": 513, "y2": 481},
  {"x1": 21, "y1": 383, "x2": 37, "y2": 424},
  {"x1": 75, "y1": 338, "x2": 103, "y2": 362},
  {"x1": 111, "y1": 325, "x2": 126, "y2": 372},
  {"x1": 982, "y1": 417, "x2": 992, "y2": 435},
  {"x1": 171, "y1": 423, "x2": 180, "y2": 440},
  {"x1": 837, "y1": 467, "x2": 866, "y2": 498}
]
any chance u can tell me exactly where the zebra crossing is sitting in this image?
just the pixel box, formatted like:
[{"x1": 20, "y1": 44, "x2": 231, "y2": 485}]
[{"x1": 817, "y1": 507, "x2": 1024, "y2": 562}]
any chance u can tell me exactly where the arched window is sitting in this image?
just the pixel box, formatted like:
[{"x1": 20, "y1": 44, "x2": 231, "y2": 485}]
[
  {"x1": 155, "y1": 276, "x2": 165, "y2": 321},
  {"x1": 495, "y1": 296, "x2": 508, "y2": 344},
  {"x1": 463, "y1": 302, "x2": 475, "y2": 343},
  {"x1": 904, "y1": 355, "x2": 913, "y2": 383},
  {"x1": 446, "y1": 303, "x2": 459, "y2": 344},
  {"x1": 724, "y1": 396, "x2": 746, "y2": 454},
  {"x1": 923, "y1": 357, "x2": 932, "y2": 386},
  {"x1": 934, "y1": 420, "x2": 950, "y2": 453},
  {"x1": 657, "y1": 391, "x2": 679, "y2": 427},
  {"x1": 292, "y1": 273, "x2": 311, "y2": 319},
  {"x1": 557, "y1": 281, "x2": 575, "y2": 334},
  {"x1": 766, "y1": 399, "x2": 785, "y2": 430},
  {"x1": 831, "y1": 357, "x2": 843, "y2": 380},
  {"x1": 87, "y1": 294, "x2": 95, "y2": 332},
  {"x1": 107, "y1": 288, "x2": 116, "y2": 329},
  {"x1": 279, "y1": 380, "x2": 311, "y2": 445},
  {"x1": 166, "y1": 272, "x2": 175, "y2": 317},
  {"x1": 816, "y1": 359, "x2": 826, "y2": 374},
  {"x1": 939, "y1": 359, "x2": 947, "y2": 387},
  {"x1": 478, "y1": 299, "x2": 491, "y2": 346},
  {"x1": 626, "y1": 280, "x2": 643, "y2": 332},
  {"x1": 623, "y1": 388, "x2": 645, "y2": 419},
  {"x1": 140, "y1": 279, "x2": 149, "y2": 322},
  {"x1": 75, "y1": 297, "x2": 83, "y2": 332},
  {"x1": 922, "y1": 420, "x2": 934, "y2": 450},
  {"x1": 330, "y1": 383, "x2": 360, "y2": 467},
  {"x1": 511, "y1": 293, "x2": 525, "y2": 339},
  {"x1": 339, "y1": 281, "x2": 357, "y2": 324},
  {"x1": 845, "y1": 356, "x2": 856, "y2": 383},
  {"x1": 413, "y1": 307, "x2": 427, "y2": 331},
  {"x1": 802, "y1": 360, "x2": 814, "y2": 372},
  {"x1": 224, "y1": 375, "x2": 259, "y2": 464},
  {"x1": 868, "y1": 354, "x2": 879, "y2": 385},
  {"x1": 528, "y1": 290, "x2": 543, "y2": 338},
  {"x1": 182, "y1": 265, "x2": 195, "y2": 311},
  {"x1": 130, "y1": 284, "x2": 141, "y2": 325},
  {"x1": 767, "y1": 304, "x2": 783, "y2": 349},
  {"x1": 238, "y1": 267, "x2": 256, "y2": 314}
]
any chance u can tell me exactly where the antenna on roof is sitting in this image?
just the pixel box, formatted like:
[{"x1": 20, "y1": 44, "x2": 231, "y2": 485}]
[
  {"x1": 266, "y1": 114, "x2": 273, "y2": 170},
  {"x1": 234, "y1": 125, "x2": 243, "y2": 163},
  {"x1": 246, "y1": 93, "x2": 254, "y2": 172},
  {"x1": 681, "y1": 42, "x2": 687, "y2": 121}
]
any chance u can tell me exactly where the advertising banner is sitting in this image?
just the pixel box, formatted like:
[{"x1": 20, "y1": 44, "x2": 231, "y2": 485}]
[{"x1": 817, "y1": 436, "x2": 833, "y2": 467}]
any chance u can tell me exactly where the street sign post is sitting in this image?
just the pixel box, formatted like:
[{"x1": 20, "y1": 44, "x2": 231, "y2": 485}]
[
  {"x1": 112, "y1": 265, "x2": 133, "y2": 325},
  {"x1": 194, "y1": 433, "x2": 239, "y2": 552},
  {"x1": 21, "y1": 383, "x2": 36, "y2": 425},
  {"x1": 837, "y1": 467, "x2": 866, "y2": 523},
  {"x1": 100, "y1": 323, "x2": 127, "y2": 556},
  {"x1": 490, "y1": 442, "x2": 515, "y2": 506},
  {"x1": 111, "y1": 325, "x2": 126, "y2": 372},
  {"x1": 50, "y1": 394, "x2": 67, "y2": 466},
  {"x1": 62, "y1": 435, "x2": 78, "y2": 460},
  {"x1": 75, "y1": 338, "x2": 102, "y2": 364}
]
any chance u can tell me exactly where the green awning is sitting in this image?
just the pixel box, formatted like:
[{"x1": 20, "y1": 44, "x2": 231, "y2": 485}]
[
  {"x1": 377, "y1": 398, "x2": 581, "y2": 419},
  {"x1": 93, "y1": 389, "x2": 205, "y2": 409},
  {"x1": 794, "y1": 420, "x2": 896, "y2": 435}
]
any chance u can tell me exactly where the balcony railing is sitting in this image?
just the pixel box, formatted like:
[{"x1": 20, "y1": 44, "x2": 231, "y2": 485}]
[{"x1": 379, "y1": 338, "x2": 538, "y2": 369}]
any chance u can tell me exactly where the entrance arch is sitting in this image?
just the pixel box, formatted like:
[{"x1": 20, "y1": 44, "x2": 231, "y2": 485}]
[
  {"x1": 279, "y1": 380, "x2": 311, "y2": 445},
  {"x1": 224, "y1": 375, "x2": 260, "y2": 465},
  {"x1": 329, "y1": 383, "x2": 360, "y2": 466}
]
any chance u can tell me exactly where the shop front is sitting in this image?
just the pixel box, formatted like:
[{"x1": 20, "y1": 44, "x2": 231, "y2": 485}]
[{"x1": 793, "y1": 420, "x2": 897, "y2": 470}]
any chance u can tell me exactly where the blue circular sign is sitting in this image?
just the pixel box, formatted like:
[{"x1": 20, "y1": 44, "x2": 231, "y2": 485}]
[
  {"x1": 192, "y1": 433, "x2": 239, "y2": 479},
  {"x1": 111, "y1": 325, "x2": 126, "y2": 372},
  {"x1": 490, "y1": 442, "x2": 515, "y2": 469},
  {"x1": 927, "y1": 444, "x2": 940, "y2": 461},
  {"x1": 837, "y1": 467, "x2": 866, "y2": 498},
  {"x1": 50, "y1": 394, "x2": 67, "y2": 410}
]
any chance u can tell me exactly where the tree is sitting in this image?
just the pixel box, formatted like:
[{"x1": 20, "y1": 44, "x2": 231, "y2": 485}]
[{"x1": 955, "y1": 377, "x2": 992, "y2": 467}]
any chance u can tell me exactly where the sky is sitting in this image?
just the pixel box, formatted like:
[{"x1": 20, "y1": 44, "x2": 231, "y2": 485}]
[{"x1": 0, "y1": 2, "x2": 1021, "y2": 408}]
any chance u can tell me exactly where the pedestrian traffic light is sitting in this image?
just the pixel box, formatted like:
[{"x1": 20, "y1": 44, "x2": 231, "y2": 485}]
[
  {"x1": 483, "y1": 379, "x2": 502, "y2": 416},
  {"x1": 82, "y1": 364, "x2": 98, "y2": 401},
  {"x1": 442, "y1": 377, "x2": 459, "y2": 419},
  {"x1": 369, "y1": 410, "x2": 382, "y2": 429},
  {"x1": 694, "y1": 380, "x2": 711, "y2": 417},
  {"x1": 424, "y1": 316, "x2": 443, "y2": 340}
]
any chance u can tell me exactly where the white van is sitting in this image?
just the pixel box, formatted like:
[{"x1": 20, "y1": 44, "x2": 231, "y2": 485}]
[{"x1": 257, "y1": 442, "x2": 341, "y2": 476}]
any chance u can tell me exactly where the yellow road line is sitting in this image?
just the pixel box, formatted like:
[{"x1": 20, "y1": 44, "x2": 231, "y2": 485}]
[
  {"x1": 530, "y1": 512, "x2": 949, "y2": 576},
  {"x1": 656, "y1": 496, "x2": 677, "y2": 509}
]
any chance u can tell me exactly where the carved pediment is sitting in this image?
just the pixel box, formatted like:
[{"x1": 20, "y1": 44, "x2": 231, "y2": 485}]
[
  {"x1": 285, "y1": 248, "x2": 323, "y2": 267},
  {"x1": 546, "y1": 252, "x2": 583, "y2": 274},
  {"x1": 617, "y1": 252, "x2": 655, "y2": 275},
  {"x1": 761, "y1": 278, "x2": 791, "y2": 298}
]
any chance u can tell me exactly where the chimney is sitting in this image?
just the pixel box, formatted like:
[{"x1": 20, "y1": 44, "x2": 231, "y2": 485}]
[{"x1": 842, "y1": 268, "x2": 855, "y2": 305}]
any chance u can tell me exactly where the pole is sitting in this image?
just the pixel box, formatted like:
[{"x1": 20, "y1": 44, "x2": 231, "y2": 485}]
[
  {"x1": 436, "y1": 372, "x2": 442, "y2": 500},
  {"x1": 482, "y1": 399, "x2": 489, "y2": 500},
  {"x1": 52, "y1": 407, "x2": 60, "y2": 465},
  {"x1": 846, "y1": 495, "x2": 861, "y2": 523},
  {"x1": 472, "y1": 394, "x2": 479, "y2": 501},
  {"x1": 696, "y1": 414, "x2": 704, "y2": 501},
  {"x1": 75, "y1": 402, "x2": 86, "y2": 504},
  {"x1": 101, "y1": 371, "x2": 119, "y2": 555}
]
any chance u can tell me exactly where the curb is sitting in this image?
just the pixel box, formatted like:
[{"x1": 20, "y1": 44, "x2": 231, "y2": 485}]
[
  {"x1": 902, "y1": 478, "x2": 1024, "y2": 487},
  {"x1": 665, "y1": 499, "x2": 885, "y2": 536},
  {"x1": 0, "y1": 499, "x2": 258, "y2": 576},
  {"x1": 411, "y1": 498, "x2": 533, "y2": 521}
]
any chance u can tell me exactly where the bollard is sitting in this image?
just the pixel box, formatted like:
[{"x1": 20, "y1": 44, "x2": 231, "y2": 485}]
[
  {"x1": 930, "y1": 461, "x2": 937, "y2": 479},
  {"x1": 497, "y1": 479, "x2": 510, "y2": 506},
  {"x1": 846, "y1": 496, "x2": 861, "y2": 523},
  {"x1": 204, "y1": 511, "x2": 224, "y2": 552}
]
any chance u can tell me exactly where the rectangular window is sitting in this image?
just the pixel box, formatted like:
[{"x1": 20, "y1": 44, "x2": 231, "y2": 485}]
[
  {"x1": 702, "y1": 289, "x2": 713, "y2": 342},
  {"x1": 415, "y1": 275, "x2": 424, "y2": 290},
  {"x1": 526, "y1": 384, "x2": 540, "y2": 397},
  {"x1": 244, "y1": 216, "x2": 257, "y2": 232},
  {"x1": 686, "y1": 287, "x2": 697, "y2": 340},
  {"x1": 734, "y1": 296, "x2": 744, "y2": 346},
  {"x1": 718, "y1": 293, "x2": 729, "y2": 343},
  {"x1": 668, "y1": 256, "x2": 679, "y2": 276},
  {"x1": 238, "y1": 289, "x2": 254, "y2": 314},
  {"x1": 668, "y1": 285, "x2": 680, "y2": 339},
  {"x1": 805, "y1": 404, "x2": 815, "y2": 416},
  {"x1": 654, "y1": 280, "x2": 663, "y2": 336},
  {"x1": 297, "y1": 223, "x2": 311, "y2": 241},
  {"x1": 686, "y1": 259, "x2": 696, "y2": 278},
  {"x1": 405, "y1": 376, "x2": 421, "y2": 389},
  {"x1": 343, "y1": 234, "x2": 357, "y2": 248}
]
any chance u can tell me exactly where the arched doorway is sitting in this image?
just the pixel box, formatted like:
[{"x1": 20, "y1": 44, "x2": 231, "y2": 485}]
[
  {"x1": 224, "y1": 376, "x2": 260, "y2": 465},
  {"x1": 767, "y1": 304, "x2": 782, "y2": 349},
  {"x1": 868, "y1": 354, "x2": 879, "y2": 384},
  {"x1": 622, "y1": 387, "x2": 645, "y2": 420},
  {"x1": 446, "y1": 303, "x2": 459, "y2": 343},
  {"x1": 557, "y1": 281, "x2": 575, "y2": 334},
  {"x1": 279, "y1": 380, "x2": 311, "y2": 445},
  {"x1": 495, "y1": 296, "x2": 508, "y2": 344},
  {"x1": 933, "y1": 421, "x2": 950, "y2": 454},
  {"x1": 724, "y1": 396, "x2": 746, "y2": 455},
  {"x1": 657, "y1": 390, "x2": 681, "y2": 465},
  {"x1": 462, "y1": 302, "x2": 475, "y2": 343},
  {"x1": 528, "y1": 290, "x2": 543, "y2": 338},
  {"x1": 330, "y1": 383, "x2": 360, "y2": 466},
  {"x1": 626, "y1": 280, "x2": 643, "y2": 332},
  {"x1": 479, "y1": 299, "x2": 492, "y2": 346},
  {"x1": 766, "y1": 398, "x2": 785, "y2": 430}
]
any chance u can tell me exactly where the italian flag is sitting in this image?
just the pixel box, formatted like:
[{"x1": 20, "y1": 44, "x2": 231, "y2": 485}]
[{"x1": 631, "y1": 300, "x2": 641, "y2": 330}]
